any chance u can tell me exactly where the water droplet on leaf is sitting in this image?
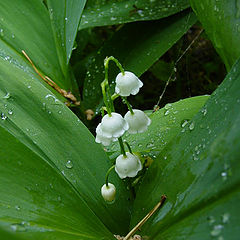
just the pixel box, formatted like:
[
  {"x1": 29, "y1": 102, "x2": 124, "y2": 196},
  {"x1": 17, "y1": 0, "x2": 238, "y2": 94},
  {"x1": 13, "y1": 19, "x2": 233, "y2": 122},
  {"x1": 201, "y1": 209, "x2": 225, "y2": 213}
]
[
  {"x1": 189, "y1": 122, "x2": 195, "y2": 131},
  {"x1": 210, "y1": 225, "x2": 223, "y2": 237},
  {"x1": 65, "y1": 160, "x2": 73, "y2": 169}
]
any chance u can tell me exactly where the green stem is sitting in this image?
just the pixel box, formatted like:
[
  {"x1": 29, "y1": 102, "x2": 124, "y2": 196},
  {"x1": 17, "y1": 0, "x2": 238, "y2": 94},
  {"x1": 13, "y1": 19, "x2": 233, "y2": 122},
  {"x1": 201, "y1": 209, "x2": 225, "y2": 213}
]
[
  {"x1": 118, "y1": 137, "x2": 126, "y2": 157},
  {"x1": 104, "y1": 56, "x2": 125, "y2": 75},
  {"x1": 124, "y1": 141, "x2": 133, "y2": 154},
  {"x1": 122, "y1": 97, "x2": 134, "y2": 114},
  {"x1": 102, "y1": 56, "x2": 124, "y2": 115},
  {"x1": 105, "y1": 165, "x2": 115, "y2": 187},
  {"x1": 101, "y1": 80, "x2": 112, "y2": 116},
  {"x1": 111, "y1": 93, "x2": 119, "y2": 101}
]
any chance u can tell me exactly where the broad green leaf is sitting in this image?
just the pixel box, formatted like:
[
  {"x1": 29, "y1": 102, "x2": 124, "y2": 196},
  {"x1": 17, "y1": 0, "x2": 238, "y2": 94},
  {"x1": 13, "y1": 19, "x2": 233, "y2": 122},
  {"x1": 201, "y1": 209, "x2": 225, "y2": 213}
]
[
  {"x1": 0, "y1": 227, "x2": 24, "y2": 240},
  {"x1": 80, "y1": 0, "x2": 190, "y2": 29},
  {"x1": 108, "y1": 95, "x2": 209, "y2": 159},
  {"x1": 0, "y1": 125, "x2": 114, "y2": 240},
  {"x1": 82, "y1": 10, "x2": 197, "y2": 113},
  {"x1": 47, "y1": 0, "x2": 87, "y2": 63},
  {"x1": 0, "y1": 0, "x2": 72, "y2": 90},
  {"x1": 0, "y1": 38, "x2": 130, "y2": 235},
  {"x1": 190, "y1": 0, "x2": 240, "y2": 71},
  {"x1": 130, "y1": 57, "x2": 240, "y2": 239}
]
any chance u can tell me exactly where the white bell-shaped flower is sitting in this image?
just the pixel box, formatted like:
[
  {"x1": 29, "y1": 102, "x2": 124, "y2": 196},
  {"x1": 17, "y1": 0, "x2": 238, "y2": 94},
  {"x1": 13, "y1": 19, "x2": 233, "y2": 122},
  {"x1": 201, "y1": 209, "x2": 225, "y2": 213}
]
[
  {"x1": 101, "y1": 183, "x2": 116, "y2": 202},
  {"x1": 124, "y1": 109, "x2": 151, "y2": 134},
  {"x1": 95, "y1": 124, "x2": 117, "y2": 146},
  {"x1": 100, "y1": 112, "x2": 129, "y2": 138},
  {"x1": 115, "y1": 152, "x2": 142, "y2": 179},
  {"x1": 115, "y1": 71, "x2": 143, "y2": 96}
]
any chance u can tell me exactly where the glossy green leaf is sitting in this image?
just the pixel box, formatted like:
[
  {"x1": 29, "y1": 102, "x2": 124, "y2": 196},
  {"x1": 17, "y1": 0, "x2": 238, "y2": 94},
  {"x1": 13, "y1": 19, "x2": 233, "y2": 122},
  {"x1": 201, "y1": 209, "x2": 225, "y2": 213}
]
[
  {"x1": 0, "y1": 34, "x2": 130, "y2": 236},
  {"x1": 80, "y1": 0, "x2": 190, "y2": 29},
  {"x1": 0, "y1": 125, "x2": 114, "y2": 240},
  {"x1": 0, "y1": 227, "x2": 24, "y2": 240},
  {"x1": 0, "y1": 0, "x2": 72, "y2": 90},
  {"x1": 190, "y1": 0, "x2": 240, "y2": 71},
  {"x1": 82, "y1": 10, "x2": 197, "y2": 112},
  {"x1": 47, "y1": 0, "x2": 87, "y2": 63},
  {"x1": 130, "y1": 56, "x2": 240, "y2": 239},
  {"x1": 108, "y1": 95, "x2": 209, "y2": 159}
]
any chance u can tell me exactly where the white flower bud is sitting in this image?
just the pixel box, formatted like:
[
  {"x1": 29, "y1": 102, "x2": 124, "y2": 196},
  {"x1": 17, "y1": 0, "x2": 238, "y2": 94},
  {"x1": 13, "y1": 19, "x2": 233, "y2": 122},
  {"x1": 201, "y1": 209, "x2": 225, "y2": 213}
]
[
  {"x1": 101, "y1": 183, "x2": 116, "y2": 202},
  {"x1": 124, "y1": 109, "x2": 151, "y2": 134},
  {"x1": 100, "y1": 112, "x2": 129, "y2": 138},
  {"x1": 115, "y1": 71, "x2": 143, "y2": 97},
  {"x1": 115, "y1": 152, "x2": 142, "y2": 179}
]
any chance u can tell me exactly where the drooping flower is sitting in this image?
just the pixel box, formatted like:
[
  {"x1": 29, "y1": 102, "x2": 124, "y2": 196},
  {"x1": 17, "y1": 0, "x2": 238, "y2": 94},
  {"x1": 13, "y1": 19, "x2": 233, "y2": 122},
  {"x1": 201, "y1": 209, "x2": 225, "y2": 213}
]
[
  {"x1": 100, "y1": 112, "x2": 129, "y2": 138},
  {"x1": 115, "y1": 152, "x2": 142, "y2": 179},
  {"x1": 101, "y1": 183, "x2": 116, "y2": 202},
  {"x1": 95, "y1": 124, "x2": 117, "y2": 146},
  {"x1": 115, "y1": 71, "x2": 143, "y2": 97},
  {"x1": 124, "y1": 109, "x2": 151, "y2": 134}
]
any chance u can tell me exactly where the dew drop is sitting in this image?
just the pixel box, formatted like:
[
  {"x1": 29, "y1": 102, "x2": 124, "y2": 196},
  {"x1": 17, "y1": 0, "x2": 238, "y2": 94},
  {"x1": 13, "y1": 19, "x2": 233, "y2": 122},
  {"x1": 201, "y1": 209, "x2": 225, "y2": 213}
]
[
  {"x1": 207, "y1": 216, "x2": 215, "y2": 225},
  {"x1": 65, "y1": 160, "x2": 73, "y2": 169},
  {"x1": 0, "y1": 28, "x2": 4, "y2": 37},
  {"x1": 164, "y1": 110, "x2": 170, "y2": 116},
  {"x1": 11, "y1": 223, "x2": 26, "y2": 232},
  {"x1": 201, "y1": 108, "x2": 207, "y2": 116},
  {"x1": 189, "y1": 122, "x2": 195, "y2": 131},
  {"x1": 210, "y1": 224, "x2": 223, "y2": 237},
  {"x1": 222, "y1": 213, "x2": 230, "y2": 223},
  {"x1": 164, "y1": 103, "x2": 172, "y2": 110},
  {"x1": 181, "y1": 119, "x2": 189, "y2": 128},
  {"x1": 3, "y1": 92, "x2": 10, "y2": 99},
  {"x1": 221, "y1": 171, "x2": 227, "y2": 181},
  {"x1": 15, "y1": 205, "x2": 20, "y2": 211},
  {"x1": 1, "y1": 113, "x2": 7, "y2": 120},
  {"x1": 8, "y1": 110, "x2": 13, "y2": 115},
  {"x1": 146, "y1": 142, "x2": 154, "y2": 148}
]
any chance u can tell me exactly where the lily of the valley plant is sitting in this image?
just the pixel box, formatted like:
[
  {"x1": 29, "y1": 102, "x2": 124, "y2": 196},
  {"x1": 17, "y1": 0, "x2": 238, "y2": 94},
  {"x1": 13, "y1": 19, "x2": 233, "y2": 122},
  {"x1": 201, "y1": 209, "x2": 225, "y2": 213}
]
[{"x1": 95, "y1": 57, "x2": 151, "y2": 202}]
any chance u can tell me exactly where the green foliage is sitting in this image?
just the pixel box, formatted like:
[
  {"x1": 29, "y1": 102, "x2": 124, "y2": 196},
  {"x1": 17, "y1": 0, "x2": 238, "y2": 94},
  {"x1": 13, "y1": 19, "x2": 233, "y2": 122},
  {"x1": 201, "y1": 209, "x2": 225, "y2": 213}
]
[
  {"x1": 0, "y1": 126, "x2": 113, "y2": 239},
  {"x1": 80, "y1": 0, "x2": 190, "y2": 29},
  {"x1": 131, "y1": 58, "x2": 240, "y2": 239},
  {"x1": 47, "y1": 0, "x2": 87, "y2": 63},
  {"x1": 82, "y1": 10, "x2": 197, "y2": 113},
  {"x1": 190, "y1": 0, "x2": 240, "y2": 71},
  {"x1": 0, "y1": 39, "x2": 130, "y2": 235},
  {"x1": 108, "y1": 96, "x2": 209, "y2": 158},
  {"x1": 0, "y1": 0, "x2": 239, "y2": 239}
]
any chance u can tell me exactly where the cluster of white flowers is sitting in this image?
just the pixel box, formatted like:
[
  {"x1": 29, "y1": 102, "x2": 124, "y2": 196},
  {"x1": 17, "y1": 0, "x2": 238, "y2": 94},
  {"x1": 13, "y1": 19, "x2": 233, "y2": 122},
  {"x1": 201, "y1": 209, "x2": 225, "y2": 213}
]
[
  {"x1": 97, "y1": 63, "x2": 151, "y2": 202},
  {"x1": 96, "y1": 72, "x2": 151, "y2": 146}
]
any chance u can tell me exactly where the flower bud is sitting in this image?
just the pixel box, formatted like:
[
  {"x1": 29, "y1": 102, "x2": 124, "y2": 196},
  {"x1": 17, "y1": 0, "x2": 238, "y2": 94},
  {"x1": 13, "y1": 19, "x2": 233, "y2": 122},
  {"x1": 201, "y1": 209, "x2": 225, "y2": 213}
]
[
  {"x1": 115, "y1": 71, "x2": 143, "y2": 96},
  {"x1": 124, "y1": 109, "x2": 151, "y2": 134},
  {"x1": 95, "y1": 124, "x2": 117, "y2": 146},
  {"x1": 101, "y1": 183, "x2": 116, "y2": 202},
  {"x1": 100, "y1": 112, "x2": 129, "y2": 138},
  {"x1": 115, "y1": 152, "x2": 142, "y2": 179}
]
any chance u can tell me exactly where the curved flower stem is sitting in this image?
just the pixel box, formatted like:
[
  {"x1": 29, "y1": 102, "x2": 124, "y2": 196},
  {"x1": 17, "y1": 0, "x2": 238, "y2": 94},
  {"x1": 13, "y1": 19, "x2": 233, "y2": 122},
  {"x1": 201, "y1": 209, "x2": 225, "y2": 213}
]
[
  {"x1": 124, "y1": 140, "x2": 133, "y2": 154},
  {"x1": 101, "y1": 56, "x2": 124, "y2": 115},
  {"x1": 104, "y1": 56, "x2": 125, "y2": 75},
  {"x1": 101, "y1": 80, "x2": 112, "y2": 116},
  {"x1": 105, "y1": 165, "x2": 115, "y2": 187},
  {"x1": 111, "y1": 93, "x2": 120, "y2": 101},
  {"x1": 118, "y1": 137, "x2": 127, "y2": 157},
  {"x1": 122, "y1": 97, "x2": 134, "y2": 114}
]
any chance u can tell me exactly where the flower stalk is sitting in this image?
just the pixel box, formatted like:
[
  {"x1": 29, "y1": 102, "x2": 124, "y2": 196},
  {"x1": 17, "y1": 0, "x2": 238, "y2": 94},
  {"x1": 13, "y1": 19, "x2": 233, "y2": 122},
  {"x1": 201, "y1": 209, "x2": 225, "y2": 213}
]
[{"x1": 105, "y1": 165, "x2": 115, "y2": 187}]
